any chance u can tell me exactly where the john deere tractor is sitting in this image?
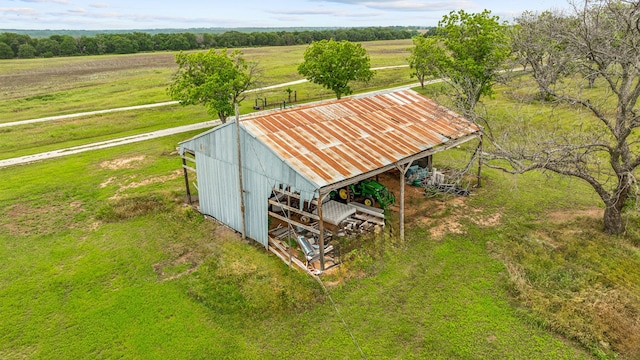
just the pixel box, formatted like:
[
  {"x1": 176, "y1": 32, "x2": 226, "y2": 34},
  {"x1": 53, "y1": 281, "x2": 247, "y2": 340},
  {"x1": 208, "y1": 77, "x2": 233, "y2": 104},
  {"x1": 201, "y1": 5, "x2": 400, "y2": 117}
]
[{"x1": 332, "y1": 179, "x2": 395, "y2": 209}]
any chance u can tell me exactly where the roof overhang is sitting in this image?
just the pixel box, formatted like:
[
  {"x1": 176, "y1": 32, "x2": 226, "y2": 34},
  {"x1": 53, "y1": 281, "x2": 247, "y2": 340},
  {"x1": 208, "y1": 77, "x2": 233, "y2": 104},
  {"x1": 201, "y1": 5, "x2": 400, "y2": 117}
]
[{"x1": 317, "y1": 131, "x2": 481, "y2": 195}]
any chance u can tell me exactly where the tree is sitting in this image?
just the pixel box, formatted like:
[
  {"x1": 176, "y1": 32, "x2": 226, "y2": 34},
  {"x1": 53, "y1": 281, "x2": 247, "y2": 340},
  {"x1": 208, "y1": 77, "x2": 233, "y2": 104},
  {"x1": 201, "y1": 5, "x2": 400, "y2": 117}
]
[
  {"x1": 36, "y1": 38, "x2": 59, "y2": 57},
  {"x1": 168, "y1": 49, "x2": 260, "y2": 123},
  {"x1": 284, "y1": 87, "x2": 296, "y2": 103},
  {"x1": 78, "y1": 36, "x2": 100, "y2": 55},
  {"x1": 0, "y1": 32, "x2": 32, "y2": 55},
  {"x1": 59, "y1": 36, "x2": 78, "y2": 56},
  {"x1": 512, "y1": 11, "x2": 574, "y2": 100},
  {"x1": 17, "y1": 44, "x2": 36, "y2": 58},
  {"x1": 165, "y1": 35, "x2": 191, "y2": 51},
  {"x1": 297, "y1": 39, "x2": 375, "y2": 99},
  {"x1": 131, "y1": 32, "x2": 153, "y2": 52},
  {"x1": 408, "y1": 35, "x2": 438, "y2": 89},
  {"x1": 110, "y1": 35, "x2": 138, "y2": 54},
  {"x1": 414, "y1": 10, "x2": 510, "y2": 114},
  {"x1": 0, "y1": 42, "x2": 14, "y2": 59},
  {"x1": 488, "y1": 0, "x2": 640, "y2": 234}
]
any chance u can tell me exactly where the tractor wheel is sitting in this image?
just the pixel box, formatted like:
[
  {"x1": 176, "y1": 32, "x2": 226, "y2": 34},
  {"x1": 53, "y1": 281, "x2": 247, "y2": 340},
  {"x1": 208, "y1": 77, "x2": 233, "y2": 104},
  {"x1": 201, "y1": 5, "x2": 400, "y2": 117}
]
[
  {"x1": 363, "y1": 196, "x2": 375, "y2": 207},
  {"x1": 338, "y1": 188, "x2": 349, "y2": 201}
]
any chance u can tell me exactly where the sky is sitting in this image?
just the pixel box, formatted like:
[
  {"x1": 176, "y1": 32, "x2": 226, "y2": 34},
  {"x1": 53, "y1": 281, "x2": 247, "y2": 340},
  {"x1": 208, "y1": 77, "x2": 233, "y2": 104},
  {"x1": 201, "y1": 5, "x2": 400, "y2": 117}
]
[{"x1": 1, "y1": 0, "x2": 570, "y2": 30}]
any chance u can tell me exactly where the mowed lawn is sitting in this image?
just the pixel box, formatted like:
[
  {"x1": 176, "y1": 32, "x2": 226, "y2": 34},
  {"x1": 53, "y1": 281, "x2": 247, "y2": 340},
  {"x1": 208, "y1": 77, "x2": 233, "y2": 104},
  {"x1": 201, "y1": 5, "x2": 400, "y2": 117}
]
[{"x1": 0, "y1": 133, "x2": 591, "y2": 359}]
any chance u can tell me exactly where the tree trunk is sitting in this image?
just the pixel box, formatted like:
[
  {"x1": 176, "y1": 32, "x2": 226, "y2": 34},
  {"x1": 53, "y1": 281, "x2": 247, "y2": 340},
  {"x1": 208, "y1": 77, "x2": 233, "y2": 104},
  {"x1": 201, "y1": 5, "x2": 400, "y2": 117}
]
[
  {"x1": 602, "y1": 171, "x2": 633, "y2": 234},
  {"x1": 538, "y1": 87, "x2": 547, "y2": 101},
  {"x1": 602, "y1": 183, "x2": 630, "y2": 234},
  {"x1": 603, "y1": 204, "x2": 624, "y2": 234}
]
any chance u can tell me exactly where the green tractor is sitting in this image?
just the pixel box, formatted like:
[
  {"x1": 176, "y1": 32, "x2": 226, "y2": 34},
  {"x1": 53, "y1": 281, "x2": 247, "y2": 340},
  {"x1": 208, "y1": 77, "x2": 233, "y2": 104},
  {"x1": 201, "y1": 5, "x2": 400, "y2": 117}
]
[{"x1": 332, "y1": 179, "x2": 395, "y2": 209}]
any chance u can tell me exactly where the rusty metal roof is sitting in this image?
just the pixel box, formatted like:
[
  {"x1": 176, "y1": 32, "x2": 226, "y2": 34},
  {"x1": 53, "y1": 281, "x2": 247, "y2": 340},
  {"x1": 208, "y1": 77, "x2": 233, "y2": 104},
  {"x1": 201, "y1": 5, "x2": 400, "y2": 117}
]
[{"x1": 241, "y1": 89, "x2": 480, "y2": 188}]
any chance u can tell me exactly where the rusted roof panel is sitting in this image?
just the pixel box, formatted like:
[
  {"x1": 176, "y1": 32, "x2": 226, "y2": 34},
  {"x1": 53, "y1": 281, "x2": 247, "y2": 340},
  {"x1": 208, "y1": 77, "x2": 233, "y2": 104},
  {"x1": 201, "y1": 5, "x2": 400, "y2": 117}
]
[{"x1": 241, "y1": 89, "x2": 479, "y2": 187}]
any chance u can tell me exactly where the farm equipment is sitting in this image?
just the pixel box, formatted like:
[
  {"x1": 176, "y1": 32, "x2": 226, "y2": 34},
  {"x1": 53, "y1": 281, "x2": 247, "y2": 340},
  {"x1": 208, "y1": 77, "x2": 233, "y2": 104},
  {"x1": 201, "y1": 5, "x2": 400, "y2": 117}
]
[
  {"x1": 331, "y1": 179, "x2": 395, "y2": 209},
  {"x1": 405, "y1": 165, "x2": 470, "y2": 197}
]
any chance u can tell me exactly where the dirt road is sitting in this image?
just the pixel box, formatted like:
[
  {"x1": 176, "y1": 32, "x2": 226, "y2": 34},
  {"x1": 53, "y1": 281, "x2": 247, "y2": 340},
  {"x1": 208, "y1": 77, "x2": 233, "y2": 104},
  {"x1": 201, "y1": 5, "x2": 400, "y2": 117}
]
[
  {"x1": 1, "y1": 69, "x2": 416, "y2": 169},
  {"x1": 0, "y1": 120, "x2": 221, "y2": 168}
]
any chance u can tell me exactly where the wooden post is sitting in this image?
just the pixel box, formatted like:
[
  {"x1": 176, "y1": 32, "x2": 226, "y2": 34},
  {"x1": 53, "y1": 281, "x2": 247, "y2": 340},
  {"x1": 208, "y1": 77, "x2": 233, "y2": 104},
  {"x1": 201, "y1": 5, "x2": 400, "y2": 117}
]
[
  {"x1": 399, "y1": 165, "x2": 406, "y2": 241},
  {"x1": 287, "y1": 190, "x2": 292, "y2": 269},
  {"x1": 182, "y1": 156, "x2": 191, "y2": 205},
  {"x1": 235, "y1": 103, "x2": 246, "y2": 240},
  {"x1": 288, "y1": 242, "x2": 292, "y2": 269},
  {"x1": 397, "y1": 162, "x2": 413, "y2": 242},
  {"x1": 318, "y1": 192, "x2": 325, "y2": 271},
  {"x1": 477, "y1": 134, "x2": 483, "y2": 188}
]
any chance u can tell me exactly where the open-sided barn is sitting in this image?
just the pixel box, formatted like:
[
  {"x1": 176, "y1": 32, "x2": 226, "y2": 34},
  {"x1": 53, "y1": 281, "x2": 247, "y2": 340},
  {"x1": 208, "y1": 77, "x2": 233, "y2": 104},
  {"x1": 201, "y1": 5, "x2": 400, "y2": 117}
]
[{"x1": 179, "y1": 88, "x2": 480, "y2": 271}]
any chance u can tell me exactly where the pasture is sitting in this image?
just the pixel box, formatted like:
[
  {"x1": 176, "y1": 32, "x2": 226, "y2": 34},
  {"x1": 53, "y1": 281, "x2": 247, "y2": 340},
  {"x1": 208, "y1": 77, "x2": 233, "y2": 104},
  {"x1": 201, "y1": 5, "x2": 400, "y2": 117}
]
[{"x1": 1, "y1": 39, "x2": 638, "y2": 359}]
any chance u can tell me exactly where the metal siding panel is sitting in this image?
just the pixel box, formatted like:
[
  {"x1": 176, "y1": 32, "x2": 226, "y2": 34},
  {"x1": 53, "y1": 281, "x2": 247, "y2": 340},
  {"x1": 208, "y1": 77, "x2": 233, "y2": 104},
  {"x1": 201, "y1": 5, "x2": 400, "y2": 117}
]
[
  {"x1": 196, "y1": 153, "x2": 242, "y2": 233},
  {"x1": 196, "y1": 128, "x2": 319, "y2": 246},
  {"x1": 243, "y1": 169, "x2": 270, "y2": 247}
]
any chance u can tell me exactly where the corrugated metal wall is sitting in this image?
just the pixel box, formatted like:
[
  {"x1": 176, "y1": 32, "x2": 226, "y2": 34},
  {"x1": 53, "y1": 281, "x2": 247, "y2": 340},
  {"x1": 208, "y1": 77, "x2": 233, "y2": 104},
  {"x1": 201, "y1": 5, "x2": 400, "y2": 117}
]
[
  {"x1": 180, "y1": 122, "x2": 319, "y2": 247},
  {"x1": 195, "y1": 152, "x2": 241, "y2": 231}
]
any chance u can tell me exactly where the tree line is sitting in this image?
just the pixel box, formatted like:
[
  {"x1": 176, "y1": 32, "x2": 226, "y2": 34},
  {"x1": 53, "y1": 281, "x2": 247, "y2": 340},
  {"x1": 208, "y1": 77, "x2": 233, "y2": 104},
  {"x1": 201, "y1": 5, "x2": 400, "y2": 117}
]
[{"x1": 0, "y1": 27, "x2": 418, "y2": 59}]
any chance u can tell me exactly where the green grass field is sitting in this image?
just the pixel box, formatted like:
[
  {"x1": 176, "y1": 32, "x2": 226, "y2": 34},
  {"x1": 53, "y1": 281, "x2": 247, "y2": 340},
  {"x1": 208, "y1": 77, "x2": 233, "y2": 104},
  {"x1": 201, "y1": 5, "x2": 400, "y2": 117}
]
[
  {"x1": 0, "y1": 136, "x2": 593, "y2": 359},
  {"x1": 0, "y1": 40, "x2": 414, "y2": 161},
  {"x1": 0, "y1": 40, "x2": 412, "y2": 122},
  {"x1": 1, "y1": 39, "x2": 639, "y2": 359}
]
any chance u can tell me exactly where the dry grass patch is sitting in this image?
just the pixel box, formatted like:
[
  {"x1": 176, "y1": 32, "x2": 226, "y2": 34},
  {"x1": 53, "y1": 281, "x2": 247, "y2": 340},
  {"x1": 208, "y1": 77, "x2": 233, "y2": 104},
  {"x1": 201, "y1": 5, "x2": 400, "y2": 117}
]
[
  {"x1": 548, "y1": 208, "x2": 602, "y2": 224},
  {"x1": 406, "y1": 195, "x2": 502, "y2": 240},
  {"x1": 0, "y1": 199, "x2": 85, "y2": 237},
  {"x1": 114, "y1": 170, "x2": 182, "y2": 195},
  {"x1": 96, "y1": 194, "x2": 168, "y2": 222},
  {"x1": 153, "y1": 222, "x2": 234, "y2": 282},
  {"x1": 99, "y1": 155, "x2": 147, "y2": 170},
  {"x1": 98, "y1": 158, "x2": 182, "y2": 199}
]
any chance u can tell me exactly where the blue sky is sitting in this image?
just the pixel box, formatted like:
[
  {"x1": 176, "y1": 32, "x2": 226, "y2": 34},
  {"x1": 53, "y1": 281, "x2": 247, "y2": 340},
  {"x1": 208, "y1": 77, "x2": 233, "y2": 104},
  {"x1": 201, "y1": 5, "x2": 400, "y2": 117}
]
[{"x1": 2, "y1": 0, "x2": 569, "y2": 30}]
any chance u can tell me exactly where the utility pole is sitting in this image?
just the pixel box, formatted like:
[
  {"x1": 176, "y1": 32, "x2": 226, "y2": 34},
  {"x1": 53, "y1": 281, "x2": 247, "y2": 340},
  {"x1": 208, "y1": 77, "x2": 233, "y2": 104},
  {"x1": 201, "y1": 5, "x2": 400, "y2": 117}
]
[{"x1": 235, "y1": 103, "x2": 246, "y2": 240}]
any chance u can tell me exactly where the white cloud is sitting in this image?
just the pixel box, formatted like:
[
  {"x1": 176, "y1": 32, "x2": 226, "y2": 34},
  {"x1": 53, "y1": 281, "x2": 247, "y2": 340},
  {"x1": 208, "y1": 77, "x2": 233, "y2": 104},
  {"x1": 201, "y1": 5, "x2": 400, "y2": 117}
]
[
  {"x1": 19, "y1": 0, "x2": 71, "y2": 4},
  {"x1": 269, "y1": 8, "x2": 381, "y2": 18},
  {"x1": 0, "y1": 7, "x2": 38, "y2": 15},
  {"x1": 89, "y1": 3, "x2": 112, "y2": 9},
  {"x1": 312, "y1": 0, "x2": 473, "y2": 11}
]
